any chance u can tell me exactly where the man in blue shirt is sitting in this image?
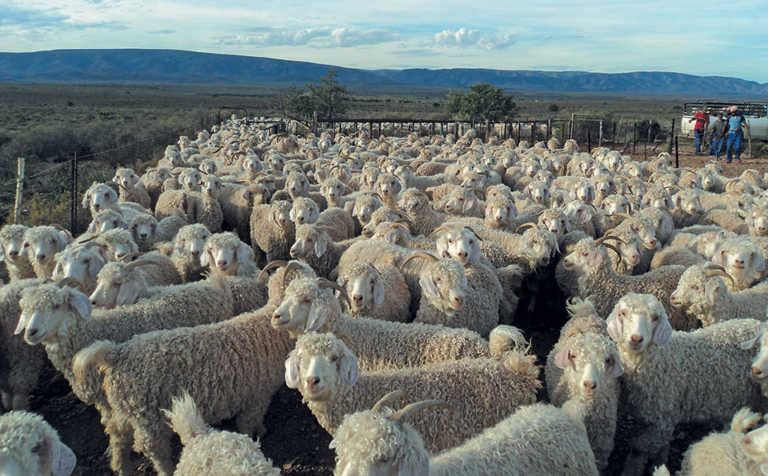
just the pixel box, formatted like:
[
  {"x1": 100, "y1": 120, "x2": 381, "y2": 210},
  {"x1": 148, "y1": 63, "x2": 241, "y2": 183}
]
[{"x1": 725, "y1": 106, "x2": 749, "y2": 163}]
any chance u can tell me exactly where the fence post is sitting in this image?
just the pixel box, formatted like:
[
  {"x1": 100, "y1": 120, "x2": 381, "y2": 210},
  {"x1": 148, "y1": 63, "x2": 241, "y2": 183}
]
[
  {"x1": 668, "y1": 119, "x2": 675, "y2": 154},
  {"x1": 547, "y1": 119, "x2": 551, "y2": 140},
  {"x1": 633, "y1": 122, "x2": 637, "y2": 153},
  {"x1": 70, "y1": 152, "x2": 78, "y2": 233},
  {"x1": 530, "y1": 121, "x2": 536, "y2": 144},
  {"x1": 13, "y1": 157, "x2": 24, "y2": 224},
  {"x1": 588, "y1": 131, "x2": 591, "y2": 153},
  {"x1": 598, "y1": 120, "x2": 603, "y2": 146},
  {"x1": 569, "y1": 113, "x2": 575, "y2": 140},
  {"x1": 675, "y1": 136, "x2": 679, "y2": 168}
]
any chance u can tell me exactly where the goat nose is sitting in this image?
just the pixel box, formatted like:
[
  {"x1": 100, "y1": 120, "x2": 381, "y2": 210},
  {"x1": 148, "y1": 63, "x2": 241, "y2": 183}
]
[
  {"x1": 630, "y1": 334, "x2": 643, "y2": 343},
  {"x1": 9, "y1": 250, "x2": 18, "y2": 257},
  {"x1": 753, "y1": 367, "x2": 763, "y2": 377},
  {"x1": 271, "y1": 312, "x2": 281, "y2": 320},
  {"x1": 583, "y1": 380, "x2": 597, "y2": 391},
  {"x1": 454, "y1": 296, "x2": 463, "y2": 306},
  {"x1": 27, "y1": 328, "x2": 38, "y2": 338},
  {"x1": 191, "y1": 250, "x2": 200, "y2": 256},
  {"x1": 352, "y1": 294, "x2": 363, "y2": 303},
  {"x1": 37, "y1": 253, "x2": 46, "y2": 261},
  {"x1": 495, "y1": 215, "x2": 503, "y2": 222},
  {"x1": 297, "y1": 217, "x2": 304, "y2": 224},
  {"x1": 140, "y1": 233, "x2": 148, "y2": 239},
  {"x1": 744, "y1": 436, "x2": 752, "y2": 445},
  {"x1": 217, "y1": 260, "x2": 227, "y2": 268},
  {"x1": 458, "y1": 251, "x2": 467, "y2": 259},
  {"x1": 649, "y1": 239, "x2": 657, "y2": 247},
  {"x1": 306, "y1": 376, "x2": 320, "y2": 388}
]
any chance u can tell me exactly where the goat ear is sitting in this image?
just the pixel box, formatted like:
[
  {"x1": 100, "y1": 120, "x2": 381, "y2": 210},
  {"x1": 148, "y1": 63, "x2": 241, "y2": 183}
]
[
  {"x1": 609, "y1": 354, "x2": 624, "y2": 378},
  {"x1": 82, "y1": 193, "x2": 90, "y2": 209},
  {"x1": 68, "y1": 290, "x2": 92, "y2": 321},
  {"x1": 742, "y1": 322, "x2": 767, "y2": 350},
  {"x1": 289, "y1": 207, "x2": 297, "y2": 222},
  {"x1": 305, "y1": 300, "x2": 329, "y2": 333},
  {"x1": 705, "y1": 280, "x2": 724, "y2": 306},
  {"x1": 418, "y1": 273, "x2": 439, "y2": 301},
  {"x1": 200, "y1": 248, "x2": 211, "y2": 267},
  {"x1": 310, "y1": 207, "x2": 320, "y2": 223},
  {"x1": 87, "y1": 221, "x2": 97, "y2": 233},
  {"x1": 284, "y1": 353, "x2": 301, "y2": 389},
  {"x1": 116, "y1": 281, "x2": 141, "y2": 306},
  {"x1": 89, "y1": 253, "x2": 105, "y2": 277},
  {"x1": 112, "y1": 176, "x2": 119, "y2": 184},
  {"x1": 553, "y1": 345, "x2": 570, "y2": 369},
  {"x1": 14, "y1": 313, "x2": 30, "y2": 335},
  {"x1": 606, "y1": 309, "x2": 623, "y2": 342},
  {"x1": 339, "y1": 345, "x2": 359, "y2": 387},
  {"x1": 753, "y1": 251, "x2": 766, "y2": 274},
  {"x1": 236, "y1": 242, "x2": 253, "y2": 264},
  {"x1": 652, "y1": 313, "x2": 673, "y2": 346},
  {"x1": 51, "y1": 439, "x2": 77, "y2": 476},
  {"x1": 713, "y1": 249, "x2": 726, "y2": 266},
  {"x1": 314, "y1": 233, "x2": 328, "y2": 258},
  {"x1": 372, "y1": 275, "x2": 385, "y2": 306},
  {"x1": 393, "y1": 178, "x2": 402, "y2": 194},
  {"x1": 56, "y1": 231, "x2": 70, "y2": 251}
]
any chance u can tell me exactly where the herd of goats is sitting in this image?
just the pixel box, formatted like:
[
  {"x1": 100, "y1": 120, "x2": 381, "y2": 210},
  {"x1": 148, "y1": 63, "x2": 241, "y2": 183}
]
[{"x1": 2, "y1": 116, "x2": 768, "y2": 475}]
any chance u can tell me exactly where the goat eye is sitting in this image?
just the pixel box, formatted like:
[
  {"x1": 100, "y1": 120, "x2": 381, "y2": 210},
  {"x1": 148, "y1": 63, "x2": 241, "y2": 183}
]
[
  {"x1": 113, "y1": 281, "x2": 121, "y2": 287},
  {"x1": 569, "y1": 352, "x2": 576, "y2": 361},
  {"x1": 330, "y1": 355, "x2": 339, "y2": 362},
  {"x1": 24, "y1": 242, "x2": 29, "y2": 248},
  {"x1": 301, "y1": 297, "x2": 311, "y2": 304},
  {"x1": 435, "y1": 277, "x2": 442, "y2": 283},
  {"x1": 448, "y1": 239, "x2": 454, "y2": 244},
  {"x1": 31, "y1": 442, "x2": 42, "y2": 454},
  {"x1": 469, "y1": 240, "x2": 474, "y2": 245},
  {"x1": 605, "y1": 357, "x2": 613, "y2": 366},
  {"x1": 691, "y1": 284, "x2": 698, "y2": 290},
  {"x1": 652, "y1": 315, "x2": 659, "y2": 322},
  {"x1": 581, "y1": 251, "x2": 588, "y2": 257}
]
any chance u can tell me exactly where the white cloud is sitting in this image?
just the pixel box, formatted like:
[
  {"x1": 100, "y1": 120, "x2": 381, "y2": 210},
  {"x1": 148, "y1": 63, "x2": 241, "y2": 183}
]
[
  {"x1": 434, "y1": 27, "x2": 516, "y2": 50},
  {"x1": 217, "y1": 26, "x2": 398, "y2": 48}
]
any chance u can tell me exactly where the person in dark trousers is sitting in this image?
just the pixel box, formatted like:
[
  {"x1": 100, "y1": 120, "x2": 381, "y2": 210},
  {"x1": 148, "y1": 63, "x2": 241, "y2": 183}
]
[
  {"x1": 725, "y1": 106, "x2": 749, "y2": 163},
  {"x1": 689, "y1": 107, "x2": 710, "y2": 154},
  {"x1": 709, "y1": 113, "x2": 727, "y2": 159}
]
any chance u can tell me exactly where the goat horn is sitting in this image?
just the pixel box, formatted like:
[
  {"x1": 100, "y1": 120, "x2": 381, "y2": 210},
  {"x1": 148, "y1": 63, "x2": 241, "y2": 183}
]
[
  {"x1": 427, "y1": 225, "x2": 453, "y2": 239},
  {"x1": 463, "y1": 226, "x2": 482, "y2": 241},
  {"x1": 124, "y1": 259, "x2": 163, "y2": 271},
  {"x1": 281, "y1": 261, "x2": 306, "y2": 291},
  {"x1": 514, "y1": 222, "x2": 537, "y2": 233},
  {"x1": 704, "y1": 267, "x2": 737, "y2": 288},
  {"x1": 603, "y1": 243, "x2": 621, "y2": 256},
  {"x1": 256, "y1": 260, "x2": 287, "y2": 283},
  {"x1": 597, "y1": 235, "x2": 626, "y2": 245},
  {"x1": 402, "y1": 252, "x2": 438, "y2": 267},
  {"x1": 317, "y1": 278, "x2": 351, "y2": 308},
  {"x1": 391, "y1": 400, "x2": 449, "y2": 423},
  {"x1": 371, "y1": 390, "x2": 406, "y2": 413},
  {"x1": 57, "y1": 277, "x2": 83, "y2": 290}
]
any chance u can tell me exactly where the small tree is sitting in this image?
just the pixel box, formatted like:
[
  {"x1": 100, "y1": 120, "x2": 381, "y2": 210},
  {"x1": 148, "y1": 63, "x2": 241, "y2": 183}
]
[
  {"x1": 446, "y1": 83, "x2": 515, "y2": 122},
  {"x1": 308, "y1": 70, "x2": 349, "y2": 123},
  {"x1": 284, "y1": 87, "x2": 315, "y2": 122},
  {"x1": 549, "y1": 103, "x2": 560, "y2": 112}
]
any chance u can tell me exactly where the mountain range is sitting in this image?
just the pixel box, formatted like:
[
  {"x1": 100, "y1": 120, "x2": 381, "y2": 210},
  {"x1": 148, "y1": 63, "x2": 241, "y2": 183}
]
[{"x1": 1, "y1": 49, "x2": 767, "y2": 97}]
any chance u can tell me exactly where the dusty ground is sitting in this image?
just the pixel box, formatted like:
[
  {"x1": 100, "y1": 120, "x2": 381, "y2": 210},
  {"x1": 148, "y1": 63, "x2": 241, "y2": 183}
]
[{"x1": 23, "y1": 143, "x2": 763, "y2": 475}]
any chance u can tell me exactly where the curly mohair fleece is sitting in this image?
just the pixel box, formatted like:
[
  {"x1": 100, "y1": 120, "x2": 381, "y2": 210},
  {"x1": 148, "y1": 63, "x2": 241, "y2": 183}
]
[
  {"x1": 288, "y1": 332, "x2": 540, "y2": 453},
  {"x1": 555, "y1": 238, "x2": 693, "y2": 329},
  {"x1": 331, "y1": 402, "x2": 598, "y2": 476},
  {"x1": 71, "y1": 304, "x2": 293, "y2": 476},
  {"x1": 0, "y1": 410, "x2": 75, "y2": 476},
  {"x1": 0, "y1": 225, "x2": 35, "y2": 281},
  {"x1": 275, "y1": 277, "x2": 493, "y2": 372},
  {"x1": 544, "y1": 305, "x2": 620, "y2": 473},
  {"x1": 607, "y1": 295, "x2": 762, "y2": 474},
  {"x1": 0, "y1": 278, "x2": 45, "y2": 410},
  {"x1": 22, "y1": 277, "x2": 232, "y2": 411},
  {"x1": 674, "y1": 408, "x2": 766, "y2": 476},
  {"x1": 164, "y1": 393, "x2": 280, "y2": 476},
  {"x1": 249, "y1": 201, "x2": 295, "y2": 263}
]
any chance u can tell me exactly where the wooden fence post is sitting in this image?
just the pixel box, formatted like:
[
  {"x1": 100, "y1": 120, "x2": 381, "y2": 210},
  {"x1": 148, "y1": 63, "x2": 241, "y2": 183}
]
[
  {"x1": 598, "y1": 120, "x2": 603, "y2": 146},
  {"x1": 668, "y1": 119, "x2": 675, "y2": 154},
  {"x1": 13, "y1": 157, "x2": 24, "y2": 224},
  {"x1": 675, "y1": 136, "x2": 679, "y2": 168},
  {"x1": 569, "y1": 113, "x2": 575, "y2": 140}
]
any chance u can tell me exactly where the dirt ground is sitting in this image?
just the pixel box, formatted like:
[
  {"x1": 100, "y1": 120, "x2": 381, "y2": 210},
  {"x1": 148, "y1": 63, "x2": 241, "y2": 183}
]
[{"x1": 23, "y1": 144, "x2": 763, "y2": 475}]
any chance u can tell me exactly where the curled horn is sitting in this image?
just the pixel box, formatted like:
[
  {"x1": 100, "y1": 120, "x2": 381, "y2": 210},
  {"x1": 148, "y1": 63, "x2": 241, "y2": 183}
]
[
  {"x1": 463, "y1": 226, "x2": 482, "y2": 241},
  {"x1": 371, "y1": 390, "x2": 406, "y2": 413},
  {"x1": 256, "y1": 260, "x2": 287, "y2": 283},
  {"x1": 118, "y1": 252, "x2": 141, "y2": 262},
  {"x1": 281, "y1": 261, "x2": 305, "y2": 291},
  {"x1": 388, "y1": 222, "x2": 410, "y2": 233},
  {"x1": 317, "y1": 278, "x2": 351, "y2": 308},
  {"x1": 514, "y1": 222, "x2": 537, "y2": 233},
  {"x1": 402, "y1": 252, "x2": 438, "y2": 267},
  {"x1": 427, "y1": 225, "x2": 453, "y2": 239},
  {"x1": 596, "y1": 235, "x2": 626, "y2": 245},
  {"x1": 391, "y1": 400, "x2": 449, "y2": 423},
  {"x1": 704, "y1": 264, "x2": 737, "y2": 288},
  {"x1": 602, "y1": 243, "x2": 621, "y2": 256},
  {"x1": 57, "y1": 277, "x2": 83, "y2": 290},
  {"x1": 124, "y1": 259, "x2": 163, "y2": 271}
]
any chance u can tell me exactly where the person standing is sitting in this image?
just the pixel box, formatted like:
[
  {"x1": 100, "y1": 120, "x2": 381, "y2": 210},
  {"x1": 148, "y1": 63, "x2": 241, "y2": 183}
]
[
  {"x1": 725, "y1": 105, "x2": 749, "y2": 163},
  {"x1": 709, "y1": 113, "x2": 727, "y2": 159},
  {"x1": 689, "y1": 107, "x2": 710, "y2": 154}
]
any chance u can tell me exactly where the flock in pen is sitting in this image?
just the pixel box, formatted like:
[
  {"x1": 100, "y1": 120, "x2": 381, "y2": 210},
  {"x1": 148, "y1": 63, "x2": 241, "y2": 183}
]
[{"x1": 3, "y1": 115, "x2": 768, "y2": 476}]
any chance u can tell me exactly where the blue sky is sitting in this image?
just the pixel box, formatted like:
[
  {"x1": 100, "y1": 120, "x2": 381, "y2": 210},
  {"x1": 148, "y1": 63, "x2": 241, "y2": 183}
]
[{"x1": 2, "y1": 0, "x2": 767, "y2": 82}]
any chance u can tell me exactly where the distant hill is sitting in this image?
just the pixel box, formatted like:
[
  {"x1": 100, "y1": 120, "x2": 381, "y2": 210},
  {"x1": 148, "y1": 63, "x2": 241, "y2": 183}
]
[{"x1": 1, "y1": 49, "x2": 767, "y2": 97}]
